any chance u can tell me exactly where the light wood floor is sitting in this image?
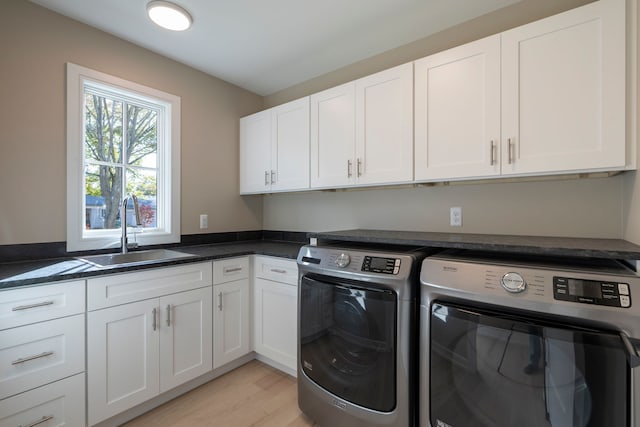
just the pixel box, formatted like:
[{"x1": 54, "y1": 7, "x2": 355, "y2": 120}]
[{"x1": 122, "y1": 360, "x2": 318, "y2": 427}]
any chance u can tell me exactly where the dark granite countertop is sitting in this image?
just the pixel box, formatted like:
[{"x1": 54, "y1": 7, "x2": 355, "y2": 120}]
[
  {"x1": 309, "y1": 229, "x2": 640, "y2": 260},
  {"x1": 0, "y1": 240, "x2": 304, "y2": 290}
]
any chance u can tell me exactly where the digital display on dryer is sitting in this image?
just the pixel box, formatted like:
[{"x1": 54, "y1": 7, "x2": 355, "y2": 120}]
[
  {"x1": 362, "y1": 256, "x2": 399, "y2": 274},
  {"x1": 568, "y1": 279, "x2": 603, "y2": 299}
]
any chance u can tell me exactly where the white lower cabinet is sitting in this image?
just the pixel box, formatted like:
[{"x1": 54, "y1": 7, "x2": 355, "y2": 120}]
[
  {"x1": 253, "y1": 256, "x2": 298, "y2": 374},
  {"x1": 159, "y1": 287, "x2": 213, "y2": 391},
  {"x1": 212, "y1": 257, "x2": 250, "y2": 369},
  {"x1": 0, "y1": 280, "x2": 86, "y2": 426},
  {"x1": 0, "y1": 373, "x2": 85, "y2": 427},
  {"x1": 88, "y1": 298, "x2": 159, "y2": 425},
  {"x1": 213, "y1": 279, "x2": 250, "y2": 368},
  {"x1": 87, "y1": 263, "x2": 213, "y2": 425}
]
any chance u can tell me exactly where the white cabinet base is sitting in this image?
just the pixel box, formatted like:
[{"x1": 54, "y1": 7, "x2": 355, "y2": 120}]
[{"x1": 253, "y1": 277, "x2": 297, "y2": 374}]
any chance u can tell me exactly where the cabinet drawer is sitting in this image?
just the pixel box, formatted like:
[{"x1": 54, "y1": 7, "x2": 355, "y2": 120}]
[
  {"x1": 0, "y1": 314, "x2": 84, "y2": 400},
  {"x1": 213, "y1": 257, "x2": 249, "y2": 284},
  {"x1": 87, "y1": 261, "x2": 213, "y2": 311},
  {"x1": 253, "y1": 256, "x2": 298, "y2": 286},
  {"x1": 0, "y1": 373, "x2": 85, "y2": 427},
  {"x1": 0, "y1": 280, "x2": 85, "y2": 331}
]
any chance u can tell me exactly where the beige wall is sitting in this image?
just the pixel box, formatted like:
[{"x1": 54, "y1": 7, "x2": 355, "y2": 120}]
[
  {"x1": 263, "y1": 177, "x2": 624, "y2": 238},
  {"x1": 262, "y1": 0, "x2": 639, "y2": 240},
  {"x1": 1, "y1": 0, "x2": 636, "y2": 245},
  {"x1": 0, "y1": 1, "x2": 264, "y2": 246}
]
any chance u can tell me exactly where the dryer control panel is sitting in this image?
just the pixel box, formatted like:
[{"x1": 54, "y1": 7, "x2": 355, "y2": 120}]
[{"x1": 554, "y1": 277, "x2": 632, "y2": 308}]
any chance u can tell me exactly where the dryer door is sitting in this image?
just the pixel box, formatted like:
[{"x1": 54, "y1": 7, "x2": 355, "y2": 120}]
[
  {"x1": 429, "y1": 302, "x2": 629, "y2": 427},
  {"x1": 299, "y1": 274, "x2": 397, "y2": 411}
]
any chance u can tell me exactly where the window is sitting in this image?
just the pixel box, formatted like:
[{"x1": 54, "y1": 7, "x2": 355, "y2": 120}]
[{"x1": 67, "y1": 63, "x2": 180, "y2": 251}]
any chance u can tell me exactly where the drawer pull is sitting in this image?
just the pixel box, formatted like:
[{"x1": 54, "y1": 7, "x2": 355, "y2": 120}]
[
  {"x1": 12, "y1": 351, "x2": 54, "y2": 365},
  {"x1": 223, "y1": 267, "x2": 243, "y2": 274},
  {"x1": 20, "y1": 415, "x2": 54, "y2": 427},
  {"x1": 270, "y1": 268, "x2": 287, "y2": 274},
  {"x1": 12, "y1": 301, "x2": 54, "y2": 311}
]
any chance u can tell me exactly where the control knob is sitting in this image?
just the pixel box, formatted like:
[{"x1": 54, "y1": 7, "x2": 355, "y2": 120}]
[
  {"x1": 335, "y1": 253, "x2": 351, "y2": 268},
  {"x1": 501, "y1": 272, "x2": 526, "y2": 293}
]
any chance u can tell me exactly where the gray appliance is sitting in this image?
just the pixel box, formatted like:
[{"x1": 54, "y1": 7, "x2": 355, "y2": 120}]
[
  {"x1": 297, "y1": 244, "x2": 430, "y2": 427},
  {"x1": 420, "y1": 250, "x2": 640, "y2": 427}
]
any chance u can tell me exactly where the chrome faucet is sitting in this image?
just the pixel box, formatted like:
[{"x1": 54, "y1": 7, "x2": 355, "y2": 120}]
[{"x1": 121, "y1": 194, "x2": 142, "y2": 254}]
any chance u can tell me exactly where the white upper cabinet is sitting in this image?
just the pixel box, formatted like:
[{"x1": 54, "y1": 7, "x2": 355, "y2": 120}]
[
  {"x1": 310, "y1": 63, "x2": 414, "y2": 189},
  {"x1": 240, "y1": 97, "x2": 310, "y2": 194},
  {"x1": 355, "y1": 63, "x2": 414, "y2": 185},
  {"x1": 415, "y1": 0, "x2": 627, "y2": 181},
  {"x1": 310, "y1": 82, "x2": 356, "y2": 188},
  {"x1": 271, "y1": 98, "x2": 310, "y2": 191},
  {"x1": 501, "y1": 0, "x2": 626, "y2": 175},
  {"x1": 240, "y1": 109, "x2": 272, "y2": 194},
  {"x1": 243, "y1": 0, "x2": 630, "y2": 191},
  {"x1": 415, "y1": 35, "x2": 501, "y2": 181}
]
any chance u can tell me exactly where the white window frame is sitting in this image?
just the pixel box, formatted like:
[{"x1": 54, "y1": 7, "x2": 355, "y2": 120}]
[{"x1": 66, "y1": 63, "x2": 181, "y2": 252}]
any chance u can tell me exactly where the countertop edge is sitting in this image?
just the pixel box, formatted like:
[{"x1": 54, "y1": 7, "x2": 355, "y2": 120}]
[
  {"x1": 0, "y1": 241, "x2": 304, "y2": 290},
  {"x1": 308, "y1": 230, "x2": 640, "y2": 260}
]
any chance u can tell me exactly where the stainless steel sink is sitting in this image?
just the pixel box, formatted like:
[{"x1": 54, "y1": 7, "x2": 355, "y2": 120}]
[{"x1": 77, "y1": 249, "x2": 196, "y2": 268}]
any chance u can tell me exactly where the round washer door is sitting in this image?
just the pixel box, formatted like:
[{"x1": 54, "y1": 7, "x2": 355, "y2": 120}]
[{"x1": 299, "y1": 274, "x2": 397, "y2": 412}]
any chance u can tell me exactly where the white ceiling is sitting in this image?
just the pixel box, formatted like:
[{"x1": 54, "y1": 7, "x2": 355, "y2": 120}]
[{"x1": 30, "y1": 0, "x2": 520, "y2": 96}]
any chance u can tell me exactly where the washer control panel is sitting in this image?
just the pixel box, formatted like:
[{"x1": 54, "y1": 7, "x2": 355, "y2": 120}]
[
  {"x1": 362, "y1": 256, "x2": 401, "y2": 275},
  {"x1": 553, "y1": 277, "x2": 632, "y2": 308}
]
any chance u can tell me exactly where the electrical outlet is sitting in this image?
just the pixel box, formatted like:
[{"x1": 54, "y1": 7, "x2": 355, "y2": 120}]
[
  {"x1": 450, "y1": 207, "x2": 462, "y2": 227},
  {"x1": 199, "y1": 214, "x2": 208, "y2": 229}
]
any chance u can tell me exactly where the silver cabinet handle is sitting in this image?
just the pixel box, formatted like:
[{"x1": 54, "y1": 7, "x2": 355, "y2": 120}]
[
  {"x1": 507, "y1": 138, "x2": 514, "y2": 164},
  {"x1": 223, "y1": 267, "x2": 243, "y2": 274},
  {"x1": 12, "y1": 351, "x2": 54, "y2": 365},
  {"x1": 166, "y1": 304, "x2": 171, "y2": 327},
  {"x1": 152, "y1": 307, "x2": 157, "y2": 331},
  {"x1": 357, "y1": 158, "x2": 363, "y2": 177},
  {"x1": 270, "y1": 170, "x2": 276, "y2": 184},
  {"x1": 12, "y1": 301, "x2": 54, "y2": 311},
  {"x1": 490, "y1": 140, "x2": 496, "y2": 166},
  {"x1": 218, "y1": 291, "x2": 223, "y2": 311},
  {"x1": 270, "y1": 268, "x2": 287, "y2": 274},
  {"x1": 19, "y1": 415, "x2": 54, "y2": 427},
  {"x1": 264, "y1": 171, "x2": 269, "y2": 186},
  {"x1": 347, "y1": 159, "x2": 353, "y2": 178}
]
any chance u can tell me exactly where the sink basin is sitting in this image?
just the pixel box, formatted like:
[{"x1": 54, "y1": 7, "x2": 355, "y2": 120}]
[{"x1": 77, "y1": 249, "x2": 196, "y2": 268}]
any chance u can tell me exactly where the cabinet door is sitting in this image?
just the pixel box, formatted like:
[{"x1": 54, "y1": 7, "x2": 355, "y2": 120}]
[
  {"x1": 88, "y1": 299, "x2": 160, "y2": 425},
  {"x1": 355, "y1": 63, "x2": 414, "y2": 185},
  {"x1": 310, "y1": 82, "x2": 356, "y2": 188},
  {"x1": 271, "y1": 97, "x2": 310, "y2": 192},
  {"x1": 501, "y1": 0, "x2": 625, "y2": 175},
  {"x1": 415, "y1": 35, "x2": 501, "y2": 181},
  {"x1": 213, "y1": 279, "x2": 250, "y2": 369},
  {"x1": 254, "y1": 278, "x2": 297, "y2": 372},
  {"x1": 240, "y1": 109, "x2": 272, "y2": 194},
  {"x1": 159, "y1": 287, "x2": 213, "y2": 391}
]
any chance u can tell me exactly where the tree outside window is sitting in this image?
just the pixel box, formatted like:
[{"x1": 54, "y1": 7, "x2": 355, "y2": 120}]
[{"x1": 83, "y1": 91, "x2": 158, "y2": 231}]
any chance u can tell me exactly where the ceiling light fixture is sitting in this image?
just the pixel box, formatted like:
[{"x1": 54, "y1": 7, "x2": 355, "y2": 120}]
[{"x1": 147, "y1": 1, "x2": 192, "y2": 31}]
